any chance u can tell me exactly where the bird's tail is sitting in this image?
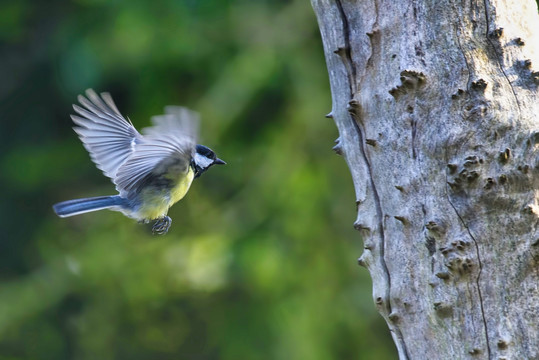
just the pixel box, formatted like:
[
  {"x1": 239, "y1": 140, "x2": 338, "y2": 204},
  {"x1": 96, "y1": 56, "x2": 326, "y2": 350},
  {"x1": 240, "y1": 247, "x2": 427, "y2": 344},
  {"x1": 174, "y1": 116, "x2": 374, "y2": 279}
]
[{"x1": 53, "y1": 195, "x2": 126, "y2": 218}]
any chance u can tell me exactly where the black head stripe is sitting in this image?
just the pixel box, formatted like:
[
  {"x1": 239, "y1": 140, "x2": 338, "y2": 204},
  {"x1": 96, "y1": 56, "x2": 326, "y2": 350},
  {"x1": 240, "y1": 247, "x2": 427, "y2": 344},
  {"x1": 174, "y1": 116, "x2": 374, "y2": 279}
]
[{"x1": 196, "y1": 144, "x2": 216, "y2": 160}]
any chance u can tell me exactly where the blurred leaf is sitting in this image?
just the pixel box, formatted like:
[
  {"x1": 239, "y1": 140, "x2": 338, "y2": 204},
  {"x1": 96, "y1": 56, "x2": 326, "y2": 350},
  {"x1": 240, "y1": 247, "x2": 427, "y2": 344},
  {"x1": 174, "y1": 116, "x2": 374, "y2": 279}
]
[{"x1": 0, "y1": 1, "x2": 28, "y2": 42}]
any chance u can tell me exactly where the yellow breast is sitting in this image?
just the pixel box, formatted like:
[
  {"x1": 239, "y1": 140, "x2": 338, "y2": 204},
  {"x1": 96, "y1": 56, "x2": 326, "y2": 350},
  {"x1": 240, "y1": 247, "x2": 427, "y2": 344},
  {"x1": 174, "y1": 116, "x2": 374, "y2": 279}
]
[
  {"x1": 169, "y1": 166, "x2": 195, "y2": 204},
  {"x1": 138, "y1": 167, "x2": 195, "y2": 220}
]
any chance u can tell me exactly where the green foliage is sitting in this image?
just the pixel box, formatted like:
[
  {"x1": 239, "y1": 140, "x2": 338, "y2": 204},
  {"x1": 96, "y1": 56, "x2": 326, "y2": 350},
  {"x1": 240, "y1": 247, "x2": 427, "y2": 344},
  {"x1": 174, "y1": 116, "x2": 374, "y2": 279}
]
[{"x1": 0, "y1": 0, "x2": 396, "y2": 358}]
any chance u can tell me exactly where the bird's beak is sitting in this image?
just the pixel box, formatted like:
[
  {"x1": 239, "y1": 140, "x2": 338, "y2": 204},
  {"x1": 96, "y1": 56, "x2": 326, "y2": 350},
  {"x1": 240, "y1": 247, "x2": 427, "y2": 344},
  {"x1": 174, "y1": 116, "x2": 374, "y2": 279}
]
[{"x1": 214, "y1": 158, "x2": 226, "y2": 165}]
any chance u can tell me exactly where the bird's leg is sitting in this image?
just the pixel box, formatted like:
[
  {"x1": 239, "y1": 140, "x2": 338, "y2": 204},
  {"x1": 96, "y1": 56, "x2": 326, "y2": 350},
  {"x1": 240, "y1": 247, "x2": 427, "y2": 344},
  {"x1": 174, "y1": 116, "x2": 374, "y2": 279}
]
[{"x1": 152, "y1": 216, "x2": 172, "y2": 235}]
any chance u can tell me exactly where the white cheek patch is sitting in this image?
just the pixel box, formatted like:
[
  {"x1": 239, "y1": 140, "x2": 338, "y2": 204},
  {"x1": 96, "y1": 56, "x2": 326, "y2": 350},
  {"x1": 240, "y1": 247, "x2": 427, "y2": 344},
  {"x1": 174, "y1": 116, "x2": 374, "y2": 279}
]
[{"x1": 194, "y1": 152, "x2": 214, "y2": 169}]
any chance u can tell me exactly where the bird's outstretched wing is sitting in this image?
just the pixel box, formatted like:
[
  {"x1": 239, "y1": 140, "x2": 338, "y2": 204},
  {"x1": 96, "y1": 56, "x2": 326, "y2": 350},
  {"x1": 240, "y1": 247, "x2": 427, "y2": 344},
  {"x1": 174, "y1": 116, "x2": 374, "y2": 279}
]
[
  {"x1": 72, "y1": 91, "x2": 199, "y2": 196},
  {"x1": 72, "y1": 89, "x2": 142, "y2": 181},
  {"x1": 114, "y1": 106, "x2": 199, "y2": 195}
]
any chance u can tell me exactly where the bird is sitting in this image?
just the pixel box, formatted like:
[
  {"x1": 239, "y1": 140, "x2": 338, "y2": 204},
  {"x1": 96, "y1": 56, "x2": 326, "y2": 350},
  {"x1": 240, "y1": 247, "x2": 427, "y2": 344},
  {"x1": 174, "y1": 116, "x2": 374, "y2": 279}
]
[{"x1": 53, "y1": 89, "x2": 225, "y2": 235}]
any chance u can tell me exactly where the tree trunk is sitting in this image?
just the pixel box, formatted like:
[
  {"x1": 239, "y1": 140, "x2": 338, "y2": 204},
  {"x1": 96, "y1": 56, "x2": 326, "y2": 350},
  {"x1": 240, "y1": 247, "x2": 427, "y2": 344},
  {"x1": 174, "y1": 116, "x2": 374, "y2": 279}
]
[{"x1": 310, "y1": 0, "x2": 539, "y2": 358}]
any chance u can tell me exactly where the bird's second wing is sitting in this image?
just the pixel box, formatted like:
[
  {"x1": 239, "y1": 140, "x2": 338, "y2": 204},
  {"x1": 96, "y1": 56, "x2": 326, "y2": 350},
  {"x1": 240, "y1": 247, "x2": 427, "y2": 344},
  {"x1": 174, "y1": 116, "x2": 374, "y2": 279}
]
[
  {"x1": 71, "y1": 89, "x2": 141, "y2": 181},
  {"x1": 114, "y1": 108, "x2": 199, "y2": 195}
]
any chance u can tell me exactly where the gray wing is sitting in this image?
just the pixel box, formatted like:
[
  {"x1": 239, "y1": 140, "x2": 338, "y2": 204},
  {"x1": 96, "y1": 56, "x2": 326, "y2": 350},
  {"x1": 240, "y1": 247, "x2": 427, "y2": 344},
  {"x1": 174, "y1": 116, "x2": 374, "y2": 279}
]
[
  {"x1": 114, "y1": 106, "x2": 199, "y2": 195},
  {"x1": 71, "y1": 89, "x2": 142, "y2": 181}
]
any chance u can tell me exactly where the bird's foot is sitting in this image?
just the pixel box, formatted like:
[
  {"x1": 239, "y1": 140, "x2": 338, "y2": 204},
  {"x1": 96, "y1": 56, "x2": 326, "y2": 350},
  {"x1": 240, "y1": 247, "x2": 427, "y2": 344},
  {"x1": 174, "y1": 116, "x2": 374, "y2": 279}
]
[{"x1": 152, "y1": 216, "x2": 172, "y2": 235}]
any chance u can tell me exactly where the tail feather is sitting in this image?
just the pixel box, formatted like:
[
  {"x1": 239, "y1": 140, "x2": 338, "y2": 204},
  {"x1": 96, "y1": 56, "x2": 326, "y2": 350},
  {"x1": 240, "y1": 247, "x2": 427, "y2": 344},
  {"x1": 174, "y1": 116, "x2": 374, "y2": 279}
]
[{"x1": 53, "y1": 195, "x2": 126, "y2": 218}]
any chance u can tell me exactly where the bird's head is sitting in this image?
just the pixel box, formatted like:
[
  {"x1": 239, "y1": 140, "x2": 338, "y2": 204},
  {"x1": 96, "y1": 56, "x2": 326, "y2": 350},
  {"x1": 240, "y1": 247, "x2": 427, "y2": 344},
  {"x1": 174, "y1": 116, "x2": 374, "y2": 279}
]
[{"x1": 192, "y1": 144, "x2": 226, "y2": 178}]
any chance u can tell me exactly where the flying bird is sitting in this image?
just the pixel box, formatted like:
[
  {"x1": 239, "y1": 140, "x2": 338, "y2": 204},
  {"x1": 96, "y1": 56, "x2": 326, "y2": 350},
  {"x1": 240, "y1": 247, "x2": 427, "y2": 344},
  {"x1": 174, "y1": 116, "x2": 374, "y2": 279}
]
[{"x1": 53, "y1": 89, "x2": 225, "y2": 234}]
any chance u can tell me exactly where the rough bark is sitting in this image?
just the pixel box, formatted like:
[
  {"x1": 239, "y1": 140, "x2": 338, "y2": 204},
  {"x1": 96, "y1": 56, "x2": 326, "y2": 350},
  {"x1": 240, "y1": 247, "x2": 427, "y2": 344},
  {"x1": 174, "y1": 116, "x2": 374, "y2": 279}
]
[{"x1": 311, "y1": 0, "x2": 539, "y2": 358}]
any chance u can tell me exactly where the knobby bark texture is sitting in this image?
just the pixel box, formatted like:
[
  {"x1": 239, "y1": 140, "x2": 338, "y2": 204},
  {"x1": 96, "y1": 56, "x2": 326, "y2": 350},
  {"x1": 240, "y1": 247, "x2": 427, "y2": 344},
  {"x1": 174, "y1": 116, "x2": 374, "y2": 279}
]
[{"x1": 311, "y1": 0, "x2": 539, "y2": 358}]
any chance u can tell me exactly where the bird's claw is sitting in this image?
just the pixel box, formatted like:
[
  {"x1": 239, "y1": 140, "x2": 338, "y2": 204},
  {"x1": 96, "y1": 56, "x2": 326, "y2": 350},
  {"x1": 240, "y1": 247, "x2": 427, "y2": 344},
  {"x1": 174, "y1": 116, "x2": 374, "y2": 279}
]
[{"x1": 152, "y1": 216, "x2": 172, "y2": 235}]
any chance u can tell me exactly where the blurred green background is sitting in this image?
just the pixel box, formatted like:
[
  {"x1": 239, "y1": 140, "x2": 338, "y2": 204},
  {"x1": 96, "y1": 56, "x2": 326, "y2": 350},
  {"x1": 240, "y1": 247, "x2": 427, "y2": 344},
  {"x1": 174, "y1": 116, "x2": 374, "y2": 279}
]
[{"x1": 0, "y1": 0, "x2": 396, "y2": 359}]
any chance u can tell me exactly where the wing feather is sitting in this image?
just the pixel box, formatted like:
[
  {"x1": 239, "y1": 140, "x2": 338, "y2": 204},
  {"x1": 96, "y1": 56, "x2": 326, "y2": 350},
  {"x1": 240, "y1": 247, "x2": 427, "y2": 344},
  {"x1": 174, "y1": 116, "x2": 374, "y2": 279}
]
[
  {"x1": 100, "y1": 92, "x2": 122, "y2": 115},
  {"x1": 72, "y1": 116, "x2": 130, "y2": 136},
  {"x1": 72, "y1": 89, "x2": 141, "y2": 180}
]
